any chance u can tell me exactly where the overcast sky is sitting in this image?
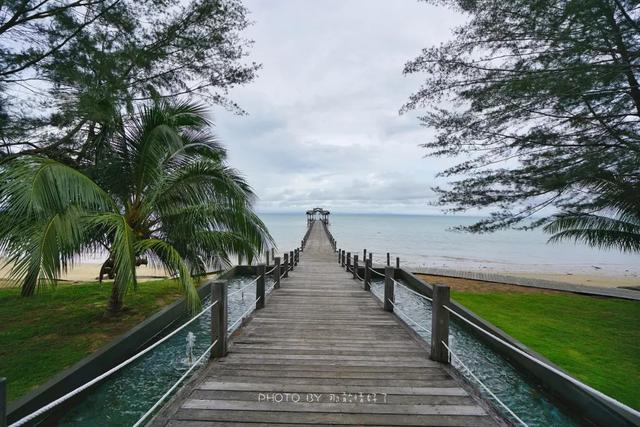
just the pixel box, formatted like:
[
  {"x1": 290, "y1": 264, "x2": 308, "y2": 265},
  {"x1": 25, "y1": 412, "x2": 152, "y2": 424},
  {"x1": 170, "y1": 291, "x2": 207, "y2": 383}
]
[{"x1": 213, "y1": 0, "x2": 467, "y2": 214}]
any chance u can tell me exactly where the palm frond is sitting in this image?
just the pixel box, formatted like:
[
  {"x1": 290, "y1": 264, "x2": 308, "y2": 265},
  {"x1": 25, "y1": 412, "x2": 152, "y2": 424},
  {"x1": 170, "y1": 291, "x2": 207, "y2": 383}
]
[
  {"x1": 90, "y1": 213, "x2": 138, "y2": 299},
  {"x1": 135, "y1": 238, "x2": 200, "y2": 313},
  {"x1": 545, "y1": 213, "x2": 640, "y2": 252}
]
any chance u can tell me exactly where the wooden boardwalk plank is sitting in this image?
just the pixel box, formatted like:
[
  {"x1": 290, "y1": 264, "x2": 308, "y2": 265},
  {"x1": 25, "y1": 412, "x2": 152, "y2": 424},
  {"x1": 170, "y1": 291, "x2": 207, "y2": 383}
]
[{"x1": 150, "y1": 221, "x2": 501, "y2": 426}]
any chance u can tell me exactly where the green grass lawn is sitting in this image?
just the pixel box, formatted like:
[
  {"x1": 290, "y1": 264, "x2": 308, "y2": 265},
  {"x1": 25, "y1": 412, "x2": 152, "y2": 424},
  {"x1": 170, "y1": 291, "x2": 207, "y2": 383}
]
[
  {"x1": 451, "y1": 291, "x2": 640, "y2": 410},
  {"x1": 0, "y1": 280, "x2": 186, "y2": 402}
]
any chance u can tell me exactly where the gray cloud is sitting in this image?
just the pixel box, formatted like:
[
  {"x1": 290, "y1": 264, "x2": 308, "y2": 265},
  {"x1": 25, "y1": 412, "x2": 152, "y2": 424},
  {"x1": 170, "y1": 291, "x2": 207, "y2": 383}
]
[{"x1": 211, "y1": 0, "x2": 466, "y2": 214}]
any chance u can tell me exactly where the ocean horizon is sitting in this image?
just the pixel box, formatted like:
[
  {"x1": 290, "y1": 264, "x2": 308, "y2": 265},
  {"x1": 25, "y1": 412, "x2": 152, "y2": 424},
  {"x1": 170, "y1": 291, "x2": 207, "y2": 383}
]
[{"x1": 260, "y1": 212, "x2": 640, "y2": 280}]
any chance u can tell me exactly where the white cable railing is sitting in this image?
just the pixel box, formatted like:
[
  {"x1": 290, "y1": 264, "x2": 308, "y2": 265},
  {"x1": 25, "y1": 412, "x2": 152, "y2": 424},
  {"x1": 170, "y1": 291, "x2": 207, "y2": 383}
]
[
  {"x1": 393, "y1": 278, "x2": 433, "y2": 302},
  {"x1": 443, "y1": 305, "x2": 640, "y2": 417},
  {"x1": 368, "y1": 266, "x2": 385, "y2": 278},
  {"x1": 385, "y1": 298, "x2": 526, "y2": 425},
  {"x1": 227, "y1": 276, "x2": 259, "y2": 298},
  {"x1": 9, "y1": 299, "x2": 219, "y2": 427},
  {"x1": 227, "y1": 297, "x2": 261, "y2": 335},
  {"x1": 442, "y1": 340, "x2": 529, "y2": 427},
  {"x1": 386, "y1": 300, "x2": 430, "y2": 335},
  {"x1": 132, "y1": 338, "x2": 219, "y2": 427},
  {"x1": 266, "y1": 283, "x2": 276, "y2": 295},
  {"x1": 265, "y1": 265, "x2": 277, "y2": 275}
]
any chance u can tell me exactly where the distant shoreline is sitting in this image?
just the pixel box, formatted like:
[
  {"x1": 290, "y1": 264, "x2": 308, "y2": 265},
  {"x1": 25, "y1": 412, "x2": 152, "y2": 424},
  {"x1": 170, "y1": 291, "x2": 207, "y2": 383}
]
[{"x1": 1, "y1": 259, "x2": 637, "y2": 290}]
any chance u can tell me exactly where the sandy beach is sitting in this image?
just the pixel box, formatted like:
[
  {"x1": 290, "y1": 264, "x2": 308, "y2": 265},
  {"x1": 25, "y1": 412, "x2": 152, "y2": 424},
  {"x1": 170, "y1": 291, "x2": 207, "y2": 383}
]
[
  {"x1": 0, "y1": 261, "x2": 169, "y2": 287},
  {"x1": 1, "y1": 258, "x2": 638, "y2": 291}
]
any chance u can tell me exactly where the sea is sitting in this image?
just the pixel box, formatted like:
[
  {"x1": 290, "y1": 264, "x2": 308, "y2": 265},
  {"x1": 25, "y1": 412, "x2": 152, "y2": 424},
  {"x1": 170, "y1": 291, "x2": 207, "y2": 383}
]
[{"x1": 260, "y1": 213, "x2": 640, "y2": 279}]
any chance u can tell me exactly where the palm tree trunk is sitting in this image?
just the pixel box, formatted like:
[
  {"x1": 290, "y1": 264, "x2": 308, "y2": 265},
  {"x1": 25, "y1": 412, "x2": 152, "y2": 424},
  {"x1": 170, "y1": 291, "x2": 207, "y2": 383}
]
[{"x1": 107, "y1": 284, "x2": 123, "y2": 313}]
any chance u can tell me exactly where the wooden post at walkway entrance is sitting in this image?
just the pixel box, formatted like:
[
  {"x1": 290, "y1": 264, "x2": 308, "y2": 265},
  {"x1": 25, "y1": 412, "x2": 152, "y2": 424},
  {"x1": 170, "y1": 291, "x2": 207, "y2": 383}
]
[
  {"x1": 0, "y1": 378, "x2": 6, "y2": 427},
  {"x1": 431, "y1": 285, "x2": 450, "y2": 363},
  {"x1": 283, "y1": 253, "x2": 289, "y2": 278},
  {"x1": 384, "y1": 266, "x2": 394, "y2": 312},
  {"x1": 364, "y1": 258, "x2": 371, "y2": 291},
  {"x1": 256, "y1": 264, "x2": 265, "y2": 310},
  {"x1": 353, "y1": 255, "x2": 359, "y2": 279},
  {"x1": 273, "y1": 257, "x2": 281, "y2": 289},
  {"x1": 210, "y1": 281, "x2": 228, "y2": 358},
  {"x1": 387, "y1": 252, "x2": 390, "y2": 266}
]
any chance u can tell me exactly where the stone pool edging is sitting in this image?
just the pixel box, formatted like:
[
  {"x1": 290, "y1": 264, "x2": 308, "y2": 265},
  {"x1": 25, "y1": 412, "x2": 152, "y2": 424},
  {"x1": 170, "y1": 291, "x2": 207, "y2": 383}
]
[
  {"x1": 395, "y1": 267, "x2": 640, "y2": 426},
  {"x1": 6, "y1": 267, "x2": 251, "y2": 426}
]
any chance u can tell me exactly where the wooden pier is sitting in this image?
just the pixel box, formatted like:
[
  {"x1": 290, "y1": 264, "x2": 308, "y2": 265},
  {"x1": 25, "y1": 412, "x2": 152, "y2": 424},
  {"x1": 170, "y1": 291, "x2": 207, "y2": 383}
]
[{"x1": 151, "y1": 221, "x2": 501, "y2": 426}]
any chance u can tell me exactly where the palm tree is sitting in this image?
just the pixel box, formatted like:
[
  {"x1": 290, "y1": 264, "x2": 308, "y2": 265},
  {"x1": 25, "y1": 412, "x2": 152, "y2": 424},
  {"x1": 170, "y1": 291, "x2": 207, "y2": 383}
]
[
  {"x1": 544, "y1": 174, "x2": 640, "y2": 253},
  {"x1": 0, "y1": 101, "x2": 271, "y2": 313}
]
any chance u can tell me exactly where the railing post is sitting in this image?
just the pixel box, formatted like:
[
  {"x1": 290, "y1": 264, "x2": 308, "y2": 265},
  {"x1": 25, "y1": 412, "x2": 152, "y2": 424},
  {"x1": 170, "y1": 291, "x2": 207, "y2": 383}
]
[
  {"x1": 341, "y1": 250, "x2": 345, "y2": 267},
  {"x1": 384, "y1": 266, "x2": 394, "y2": 312},
  {"x1": 266, "y1": 250, "x2": 270, "y2": 266},
  {"x1": 211, "y1": 280, "x2": 228, "y2": 358},
  {"x1": 271, "y1": 248, "x2": 275, "y2": 261},
  {"x1": 295, "y1": 248, "x2": 299, "y2": 264},
  {"x1": 353, "y1": 255, "x2": 359, "y2": 279},
  {"x1": 364, "y1": 258, "x2": 371, "y2": 291},
  {"x1": 396, "y1": 257, "x2": 400, "y2": 269},
  {"x1": 283, "y1": 253, "x2": 289, "y2": 278},
  {"x1": 338, "y1": 249, "x2": 341, "y2": 263},
  {"x1": 289, "y1": 250, "x2": 295, "y2": 270},
  {"x1": 346, "y1": 252, "x2": 351, "y2": 271},
  {"x1": 363, "y1": 249, "x2": 367, "y2": 262},
  {"x1": 301, "y1": 239, "x2": 304, "y2": 251},
  {"x1": 274, "y1": 257, "x2": 281, "y2": 289},
  {"x1": 256, "y1": 264, "x2": 265, "y2": 309},
  {"x1": 368, "y1": 252, "x2": 372, "y2": 265},
  {"x1": 431, "y1": 285, "x2": 450, "y2": 363},
  {"x1": 387, "y1": 252, "x2": 390, "y2": 266}
]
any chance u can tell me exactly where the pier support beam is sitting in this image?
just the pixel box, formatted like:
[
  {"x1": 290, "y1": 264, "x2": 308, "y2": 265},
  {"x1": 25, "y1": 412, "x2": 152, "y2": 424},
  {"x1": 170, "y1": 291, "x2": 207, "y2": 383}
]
[
  {"x1": 256, "y1": 264, "x2": 265, "y2": 309},
  {"x1": 384, "y1": 266, "x2": 394, "y2": 312},
  {"x1": 273, "y1": 257, "x2": 281, "y2": 289},
  {"x1": 211, "y1": 280, "x2": 228, "y2": 358},
  {"x1": 431, "y1": 285, "x2": 450, "y2": 363}
]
